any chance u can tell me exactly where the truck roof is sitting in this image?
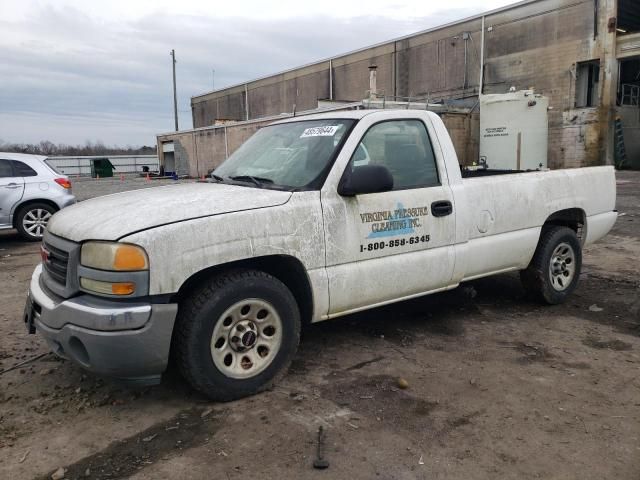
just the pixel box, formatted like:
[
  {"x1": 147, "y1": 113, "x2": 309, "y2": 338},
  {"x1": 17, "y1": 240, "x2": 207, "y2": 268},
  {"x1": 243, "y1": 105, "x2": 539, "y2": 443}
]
[{"x1": 271, "y1": 109, "x2": 437, "y2": 125}]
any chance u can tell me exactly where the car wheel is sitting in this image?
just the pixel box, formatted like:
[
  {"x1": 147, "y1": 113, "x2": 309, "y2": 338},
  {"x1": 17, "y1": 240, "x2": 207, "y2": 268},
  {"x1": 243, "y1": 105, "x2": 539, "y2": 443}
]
[
  {"x1": 520, "y1": 226, "x2": 582, "y2": 304},
  {"x1": 174, "y1": 269, "x2": 301, "y2": 401},
  {"x1": 15, "y1": 203, "x2": 56, "y2": 241}
]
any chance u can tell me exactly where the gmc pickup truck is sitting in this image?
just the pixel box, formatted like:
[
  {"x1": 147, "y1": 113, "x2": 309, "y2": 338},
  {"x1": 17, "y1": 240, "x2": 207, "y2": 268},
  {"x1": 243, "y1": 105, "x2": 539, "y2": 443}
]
[{"x1": 25, "y1": 110, "x2": 617, "y2": 401}]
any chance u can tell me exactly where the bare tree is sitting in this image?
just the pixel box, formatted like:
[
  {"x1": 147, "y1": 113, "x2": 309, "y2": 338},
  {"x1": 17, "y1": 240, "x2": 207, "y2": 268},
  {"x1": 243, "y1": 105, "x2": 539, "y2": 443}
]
[{"x1": 0, "y1": 139, "x2": 157, "y2": 156}]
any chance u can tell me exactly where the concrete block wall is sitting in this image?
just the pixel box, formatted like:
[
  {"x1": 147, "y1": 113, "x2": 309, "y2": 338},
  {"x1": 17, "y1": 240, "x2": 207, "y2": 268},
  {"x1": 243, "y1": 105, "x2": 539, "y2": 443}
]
[
  {"x1": 440, "y1": 113, "x2": 480, "y2": 166},
  {"x1": 194, "y1": 128, "x2": 227, "y2": 175},
  {"x1": 158, "y1": 118, "x2": 278, "y2": 177},
  {"x1": 170, "y1": 132, "x2": 196, "y2": 176}
]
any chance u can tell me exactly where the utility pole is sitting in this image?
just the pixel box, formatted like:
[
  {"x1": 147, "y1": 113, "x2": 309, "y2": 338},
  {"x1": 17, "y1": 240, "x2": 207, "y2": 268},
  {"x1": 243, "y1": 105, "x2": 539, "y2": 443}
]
[
  {"x1": 170, "y1": 49, "x2": 178, "y2": 131},
  {"x1": 212, "y1": 69, "x2": 215, "y2": 90}
]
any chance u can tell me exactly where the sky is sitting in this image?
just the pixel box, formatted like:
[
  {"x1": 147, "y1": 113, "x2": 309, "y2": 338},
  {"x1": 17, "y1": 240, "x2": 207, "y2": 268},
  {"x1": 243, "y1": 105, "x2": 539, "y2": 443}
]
[{"x1": 0, "y1": 0, "x2": 517, "y2": 147}]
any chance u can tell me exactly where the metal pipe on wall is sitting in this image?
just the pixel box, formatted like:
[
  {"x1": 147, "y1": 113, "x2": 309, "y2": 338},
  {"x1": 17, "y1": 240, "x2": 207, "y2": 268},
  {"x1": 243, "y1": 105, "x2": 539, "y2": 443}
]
[
  {"x1": 479, "y1": 16, "x2": 485, "y2": 94},
  {"x1": 224, "y1": 126, "x2": 229, "y2": 158},
  {"x1": 463, "y1": 34, "x2": 468, "y2": 89},
  {"x1": 329, "y1": 59, "x2": 333, "y2": 100},
  {"x1": 393, "y1": 42, "x2": 397, "y2": 98},
  {"x1": 193, "y1": 131, "x2": 199, "y2": 177},
  {"x1": 244, "y1": 84, "x2": 249, "y2": 121}
]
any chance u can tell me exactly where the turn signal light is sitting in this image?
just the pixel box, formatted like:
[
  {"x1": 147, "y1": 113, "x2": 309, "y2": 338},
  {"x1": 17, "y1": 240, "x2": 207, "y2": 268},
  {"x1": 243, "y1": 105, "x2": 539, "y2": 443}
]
[
  {"x1": 54, "y1": 178, "x2": 72, "y2": 189},
  {"x1": 111, "y1": 282, "x2": 136, "y2": 295},
  {"x1": 114, "y1": 245, "x2": 148, "y2": 271},
  {"x1": 80, "y1": 278, "x2": 136, "y2": 296}
]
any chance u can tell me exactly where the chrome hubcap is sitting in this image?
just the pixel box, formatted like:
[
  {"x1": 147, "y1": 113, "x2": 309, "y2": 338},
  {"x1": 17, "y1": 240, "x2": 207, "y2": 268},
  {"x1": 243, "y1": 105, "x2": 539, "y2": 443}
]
[
  {"x1": 23, "y1": 209, "x2": 51, "y2": 237},
  {"x1": 549, "y1": 242, "x2": 576, "y2": 291},
  {"x1": 210, "y1": 299, "x2": 282, "y2": 379}
]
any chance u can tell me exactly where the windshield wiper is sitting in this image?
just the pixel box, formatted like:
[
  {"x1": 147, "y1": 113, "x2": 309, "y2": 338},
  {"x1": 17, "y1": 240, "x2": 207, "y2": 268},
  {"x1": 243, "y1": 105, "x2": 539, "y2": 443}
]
[
  {"x1": 228, "y1": 175, "x2": 274, "y2": 188},
  {"x1": 211, "y1": 173, "x2": 224, "y2": 182}
]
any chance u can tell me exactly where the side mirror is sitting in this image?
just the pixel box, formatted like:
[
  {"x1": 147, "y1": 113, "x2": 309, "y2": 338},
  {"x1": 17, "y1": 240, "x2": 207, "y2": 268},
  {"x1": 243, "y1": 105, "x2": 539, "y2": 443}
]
[{"x1": 339, "y1": 165, "x2": 393, "y2": 196}]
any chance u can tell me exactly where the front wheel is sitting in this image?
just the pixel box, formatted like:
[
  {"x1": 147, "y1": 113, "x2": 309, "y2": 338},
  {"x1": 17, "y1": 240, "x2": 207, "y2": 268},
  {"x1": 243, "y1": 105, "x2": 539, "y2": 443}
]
[
  {"x1": 15, "y1": 203, "x2": 56, "y2": 241},
  {"x1": 173, "y1": 269, "x2": 301, "y2": 401},
  {"x1": 520, "y1": 226, "x2": 582, "y2": 304}
]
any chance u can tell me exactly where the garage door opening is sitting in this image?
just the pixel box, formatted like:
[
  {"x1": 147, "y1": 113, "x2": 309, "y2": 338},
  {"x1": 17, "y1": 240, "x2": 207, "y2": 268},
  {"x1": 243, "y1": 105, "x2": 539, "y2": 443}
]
[
  {"x1": 162, "y1": 142, "x2": 176, "y2": 176},
  {"x1": 616, "y1": 57, "x2": 640, "y2": 169},
  {"x1": 618, "y1": 58, "x2": 640, "y2": 106}
]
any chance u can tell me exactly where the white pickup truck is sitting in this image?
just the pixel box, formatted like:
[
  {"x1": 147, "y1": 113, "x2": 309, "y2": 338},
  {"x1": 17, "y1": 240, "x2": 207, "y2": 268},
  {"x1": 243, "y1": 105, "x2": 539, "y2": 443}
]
[{"x1": 24, "y1": 110, "x2": 617, "y2": 401}]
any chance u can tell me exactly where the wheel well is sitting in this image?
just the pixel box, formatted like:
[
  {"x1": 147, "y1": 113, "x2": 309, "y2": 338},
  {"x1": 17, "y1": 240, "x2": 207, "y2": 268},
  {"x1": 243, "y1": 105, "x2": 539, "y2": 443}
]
[
  {"x1": 173, "y1": 255, "x2": 314, "y2": 324},
  {"x1": 543, "y1": 208, "x2": 586, "y2": 244},
  {"x1": 12, "y1": 199, "x2": 60, "y2": 228}
]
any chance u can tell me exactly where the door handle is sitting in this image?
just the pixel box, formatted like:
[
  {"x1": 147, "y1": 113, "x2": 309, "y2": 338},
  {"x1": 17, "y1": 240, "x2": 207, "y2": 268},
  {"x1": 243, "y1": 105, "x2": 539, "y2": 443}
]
[
  {"x1": 5, "y1": 183, "x2": 20, "y2": 189},
  {"x1": 431, "y1": 200, "x2": 453, "y2": 217}
]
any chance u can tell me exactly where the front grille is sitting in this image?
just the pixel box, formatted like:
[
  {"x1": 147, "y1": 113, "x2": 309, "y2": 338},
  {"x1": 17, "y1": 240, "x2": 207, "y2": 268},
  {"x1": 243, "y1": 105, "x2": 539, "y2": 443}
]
[
  {"x1": 43, "y1": 241, "x2": 70, "y2": 286},
  {"x1": 41, "y1": 231, "x2": 79, "y2": 299}
]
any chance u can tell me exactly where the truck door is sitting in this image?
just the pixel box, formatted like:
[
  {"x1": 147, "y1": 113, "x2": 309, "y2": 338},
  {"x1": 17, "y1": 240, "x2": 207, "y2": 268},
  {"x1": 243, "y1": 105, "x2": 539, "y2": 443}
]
[
  {"x1": 321, "y1": 118, "x2": 456, "y2": 316},
  {"x1": 0, "y1": 159, "x2": 25, "y2": 227}
]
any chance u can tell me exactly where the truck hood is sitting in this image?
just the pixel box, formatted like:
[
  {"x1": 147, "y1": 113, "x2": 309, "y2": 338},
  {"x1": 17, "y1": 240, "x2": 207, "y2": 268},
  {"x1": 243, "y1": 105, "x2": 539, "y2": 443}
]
[{"x1": 47, "y1": 182, "x2": 292, "y2": 242}]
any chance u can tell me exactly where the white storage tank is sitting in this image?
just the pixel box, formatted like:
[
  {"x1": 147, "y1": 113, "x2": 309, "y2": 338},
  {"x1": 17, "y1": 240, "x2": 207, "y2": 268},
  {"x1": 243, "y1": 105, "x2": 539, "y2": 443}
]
[{"x1": 479, "y1": 90, "x2": 549, "y2": 170}]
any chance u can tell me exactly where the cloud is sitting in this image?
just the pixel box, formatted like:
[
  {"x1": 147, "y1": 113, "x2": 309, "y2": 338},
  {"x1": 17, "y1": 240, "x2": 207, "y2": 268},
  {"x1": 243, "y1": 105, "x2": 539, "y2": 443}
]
[{"x1": 0, "y1": 3, "x2": 486, "y2": 146}]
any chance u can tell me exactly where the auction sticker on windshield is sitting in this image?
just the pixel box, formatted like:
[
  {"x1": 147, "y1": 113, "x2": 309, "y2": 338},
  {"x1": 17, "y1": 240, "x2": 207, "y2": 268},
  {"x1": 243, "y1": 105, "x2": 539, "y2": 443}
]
[{"x1": 300, "y1": 126, "x2": 340, "y2": 137}]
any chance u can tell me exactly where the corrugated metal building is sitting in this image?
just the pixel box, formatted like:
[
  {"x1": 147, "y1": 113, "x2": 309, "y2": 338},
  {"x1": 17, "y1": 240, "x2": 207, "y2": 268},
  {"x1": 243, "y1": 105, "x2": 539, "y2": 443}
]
[{"x1": 157, "y1": 0, "x2": 640, "y2": 176}]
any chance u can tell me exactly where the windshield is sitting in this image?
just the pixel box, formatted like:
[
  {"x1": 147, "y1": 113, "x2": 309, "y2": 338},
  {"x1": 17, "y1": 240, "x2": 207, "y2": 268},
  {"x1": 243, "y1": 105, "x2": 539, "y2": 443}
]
[{"x1": 214, "y1": 119, "x2": 355, "y2": 190}]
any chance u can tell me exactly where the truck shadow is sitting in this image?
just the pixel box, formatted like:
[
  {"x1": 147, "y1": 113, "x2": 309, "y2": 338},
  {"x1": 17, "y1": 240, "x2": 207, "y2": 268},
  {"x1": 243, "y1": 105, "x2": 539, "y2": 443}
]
[
  {"x1": 302, "y1": 272, "x2": 533, "y2": 344},
  {"x1": 296, "y1": 270, "x2": 640, "y2": 372}
]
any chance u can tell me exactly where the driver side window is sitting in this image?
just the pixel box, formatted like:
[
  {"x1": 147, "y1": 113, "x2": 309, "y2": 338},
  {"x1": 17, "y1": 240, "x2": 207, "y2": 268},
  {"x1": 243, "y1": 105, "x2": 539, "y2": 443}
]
[{"x1": 349, "y1": 120, "x2": 439, "y2": 190}]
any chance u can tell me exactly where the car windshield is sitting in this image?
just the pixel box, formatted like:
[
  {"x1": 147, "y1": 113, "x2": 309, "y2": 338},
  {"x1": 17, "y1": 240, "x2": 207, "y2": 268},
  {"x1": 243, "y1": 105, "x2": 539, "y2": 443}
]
[{"x1": 214, "y1": 119, "x2": 355, "y2": 190}]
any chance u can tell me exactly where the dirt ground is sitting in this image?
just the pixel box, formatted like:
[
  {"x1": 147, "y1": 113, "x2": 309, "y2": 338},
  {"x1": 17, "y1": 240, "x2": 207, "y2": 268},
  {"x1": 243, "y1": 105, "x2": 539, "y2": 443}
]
[{"x1": 1, "y1": 172, "x2": 639, "y2": 480}]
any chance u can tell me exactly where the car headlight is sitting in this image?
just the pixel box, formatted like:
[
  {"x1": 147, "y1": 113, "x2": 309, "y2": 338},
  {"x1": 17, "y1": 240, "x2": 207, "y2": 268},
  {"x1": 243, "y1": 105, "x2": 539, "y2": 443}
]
[
  {"x1": 81, "y1": 242, "x2": 148, "y2": 271},
  {"x1": 79, "y1": 242, "x2": 149, "y2": 297}
]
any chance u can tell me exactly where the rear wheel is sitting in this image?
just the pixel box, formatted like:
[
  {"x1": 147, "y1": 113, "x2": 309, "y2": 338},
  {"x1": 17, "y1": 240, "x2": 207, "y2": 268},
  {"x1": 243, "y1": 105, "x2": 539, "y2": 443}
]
[
  {"x1": 174, "y1": 269, "x2": 301, "y2": 401},
  {"x1": 520, "y1": 226, "x2": 582, "y2": 304},
  {"x1": 15, "y1": 203, "x2": 56, "y2": 241}
]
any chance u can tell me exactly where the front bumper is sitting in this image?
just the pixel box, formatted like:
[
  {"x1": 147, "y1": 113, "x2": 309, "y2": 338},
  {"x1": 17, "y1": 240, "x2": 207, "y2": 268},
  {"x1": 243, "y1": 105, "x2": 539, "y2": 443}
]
[{"x1": 27, "y1": 265, "x2": 177, "y2": 386}]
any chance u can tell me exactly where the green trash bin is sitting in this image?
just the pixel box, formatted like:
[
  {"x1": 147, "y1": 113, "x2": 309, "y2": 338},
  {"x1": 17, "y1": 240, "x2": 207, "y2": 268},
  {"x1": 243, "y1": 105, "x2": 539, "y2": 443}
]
[{"x1": 90, "y1": 158, "x2": 115, "y2": 178}]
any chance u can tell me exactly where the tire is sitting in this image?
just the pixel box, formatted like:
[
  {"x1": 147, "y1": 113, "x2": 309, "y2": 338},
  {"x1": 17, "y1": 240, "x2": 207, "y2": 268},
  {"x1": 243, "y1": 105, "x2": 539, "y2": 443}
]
[
  {"x1": 15, "y1": 203, "x2": 56, "y2": 241},
  {"x1": 520, "y1": 226, "x2": 582, "y2": 304},
  {"x1": 173, "y1": 269, "x2": 301, "y2": 401}
]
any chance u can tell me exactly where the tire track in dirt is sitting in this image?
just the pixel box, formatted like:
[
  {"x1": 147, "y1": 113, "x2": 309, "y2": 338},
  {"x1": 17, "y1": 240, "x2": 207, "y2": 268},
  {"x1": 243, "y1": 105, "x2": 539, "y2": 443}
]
[{"x1": 35, "y1": 407, "x2": 225, "y2": 480}]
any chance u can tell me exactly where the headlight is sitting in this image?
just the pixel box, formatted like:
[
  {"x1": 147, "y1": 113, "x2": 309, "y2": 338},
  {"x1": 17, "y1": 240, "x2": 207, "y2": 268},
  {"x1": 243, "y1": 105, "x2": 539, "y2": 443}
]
[
  {"x1": 81, "y1": 242, "x2": 148, "y2": 271},
  {"x1": 79, "y1": 242, "x2": 149, "y2": 297}
]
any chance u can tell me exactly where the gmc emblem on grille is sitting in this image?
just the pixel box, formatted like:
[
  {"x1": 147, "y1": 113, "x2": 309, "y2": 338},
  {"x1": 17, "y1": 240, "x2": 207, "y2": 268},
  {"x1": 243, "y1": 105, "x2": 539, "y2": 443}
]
[{"x1": 40, "y1": 246, "x2": 51, "y2": 264}]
